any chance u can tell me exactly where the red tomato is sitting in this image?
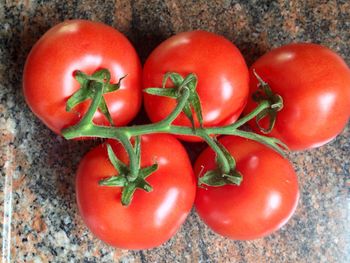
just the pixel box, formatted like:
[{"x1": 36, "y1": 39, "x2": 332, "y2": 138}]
[
  {"x1": 23, "y1": 20, "x2": 142, "y2": 135},
  {"x1": 143, "y1": 31, "x2": 249, "y2": 141},
  {"x1": 76, "y1": 134, "x2": 196, "y2": 249},
  {"x1": 195, "y1": 136, "x2": 299, "y2": 240},
  {"x1": 245, "y1": 43, "x2": 350, "y2": 150}
]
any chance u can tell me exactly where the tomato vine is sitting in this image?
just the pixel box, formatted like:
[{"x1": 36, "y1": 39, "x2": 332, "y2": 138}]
[{"x1": 62, "y1": 68, "x2": 286, "y2": 205}]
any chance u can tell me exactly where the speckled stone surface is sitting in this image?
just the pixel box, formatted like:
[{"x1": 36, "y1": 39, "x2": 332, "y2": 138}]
[{"x1": 1, "y1": 0, "x2": 349, "y2": 262}]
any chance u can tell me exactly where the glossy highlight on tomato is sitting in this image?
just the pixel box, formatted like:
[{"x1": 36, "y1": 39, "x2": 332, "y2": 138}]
[
  {"x1": 143, "y1": 30, "x2": 249, "y2": 141},
  {"x1": 246, "y1": 43, "x2": 350, "y2": 150},
  {"x1": 76, "y1": 134, "x2": 196, "y2": 249},
  {"x1": 195, "y1": 136, "x2": 299, "y2": 240},
  {"x1": 23, "y1": 20, "x2": 142, "y2": 135}
]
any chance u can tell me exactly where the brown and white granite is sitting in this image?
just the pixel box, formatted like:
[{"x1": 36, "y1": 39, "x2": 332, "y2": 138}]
[{"x1": 1, "y1": 0, "x2": 349, "y2": 262}]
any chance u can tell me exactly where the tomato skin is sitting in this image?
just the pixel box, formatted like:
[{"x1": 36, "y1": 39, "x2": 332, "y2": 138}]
[
  {"x1": 76, "y1": 134, "x2": 196, "y2": 249},
  {"x1": 195, "y1": 136, "x2": 299, "y2": 240},
  {"x1": 245, "y1": 43, "x2": 350, "y2": 150},
  {"x1": 23, "y1": 20, "x2": 142, "y2": 135},
  {"x1": 143, "y1": 31, "x2": 249, "y2": 142}
]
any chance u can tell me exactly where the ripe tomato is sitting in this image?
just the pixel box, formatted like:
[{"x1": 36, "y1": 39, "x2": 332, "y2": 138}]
[
  {"x1": 195, "y1": 136, "x2": 299, "y2": 240},
  {"x1": 245, "y1": 43, "x2": 350, "y2": 150},
  {"x1": 76, "y1": 134, "x2": 196, "y2": 249},
  {"x1": 23, "y1": 20, "x2": 142, "y2": 135},
  {"x1": 143, "y1": 31, "x2": 249, "y2": 142}
]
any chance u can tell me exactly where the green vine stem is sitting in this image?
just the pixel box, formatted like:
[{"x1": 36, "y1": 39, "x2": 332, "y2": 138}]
[
  {"x1": 200, "y1": 132, "x2": 231, "y2": 174},
  {"x1": 118, "y1": 134, "x2": 139, "y2": 180},
  {"x1": 62, "y1": 69, "x2": 287, "y2": 205}
]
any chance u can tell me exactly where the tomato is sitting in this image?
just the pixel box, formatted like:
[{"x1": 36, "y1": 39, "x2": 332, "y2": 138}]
[
  {"x1": 245, "y1": 43, "x2": 350, "y2": 150},
  {"x1": 195, "y1": 136, "x2": 299, "y2": 240},
  {"x1": 76, "y1": 134, "x2": 196, "y2": 249},
  {"x1": 143, "y1": 31, "x2": 249, "y2": 142},
  {"x1": 23, "y1": 20, "x2": 142, "y2": 135}
]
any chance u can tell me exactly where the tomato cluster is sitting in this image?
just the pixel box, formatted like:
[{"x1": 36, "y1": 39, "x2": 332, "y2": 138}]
[{"x1": 23, "y1": 20, "x2": 350, "y2": 249}]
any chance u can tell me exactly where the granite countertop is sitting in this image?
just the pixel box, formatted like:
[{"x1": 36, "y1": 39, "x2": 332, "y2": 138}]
[{"x1": 1, "y1": 1, "x2": 349, "y2": 262}]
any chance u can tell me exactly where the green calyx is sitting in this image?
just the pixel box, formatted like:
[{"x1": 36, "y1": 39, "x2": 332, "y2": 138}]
[
  {"x1": 145, "y1": 72, "x2": 203, "y2": 130},
  {"x1": 198, "y1": 138, "x2": 242, "y2": 187},
  {"x1": 252, "y1": 69, "x2": 283, "y2": 134},
  {"x1": 99, "y1": 138, "x2": 158, "y2": 206},
  {"x1": 199, "y1": 169, "x2": 242, "y2": 187},
  {"x1": 66, "y1": 69, "x2": 125, "y2": 125}
]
